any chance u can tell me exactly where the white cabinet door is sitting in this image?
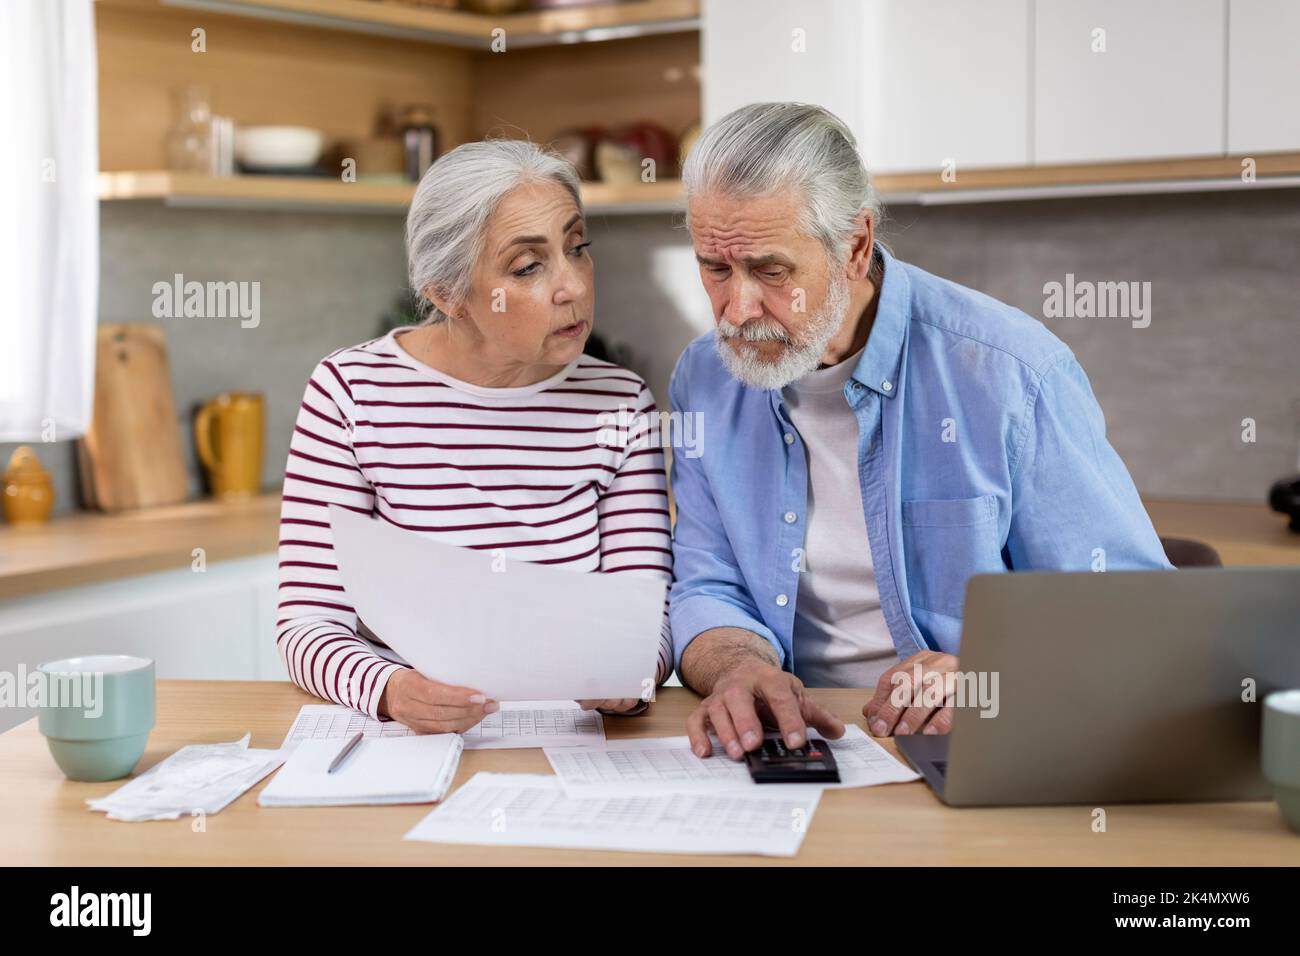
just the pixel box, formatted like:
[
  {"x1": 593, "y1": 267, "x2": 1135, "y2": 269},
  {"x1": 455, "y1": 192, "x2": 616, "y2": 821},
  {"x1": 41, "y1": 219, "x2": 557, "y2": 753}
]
[
  {"x1": 859, "y1": 0, "x2": 1031, "y2": 174},
  {"x1": 0, "y1": 555, "x2": 279, "y2": 733},
  {"x1": 702, "y1": 0, "x2": 1029, "y2": 175},
  {"x1": 702, "y1": 0, "x2": 869, "y2": 147},
  {"x1": 1034, "y1": 0, "x2": 1226, "y2": 164},
  {"x1": 1227, "y1": 0, "x2": 1300, "y2": 153}
]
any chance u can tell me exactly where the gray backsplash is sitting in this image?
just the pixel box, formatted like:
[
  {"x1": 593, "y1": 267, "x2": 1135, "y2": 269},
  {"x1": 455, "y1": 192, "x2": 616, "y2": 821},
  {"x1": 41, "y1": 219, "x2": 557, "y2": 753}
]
[{"x1": 6, "y1": 188, "x2": 1298, "y2": 518}]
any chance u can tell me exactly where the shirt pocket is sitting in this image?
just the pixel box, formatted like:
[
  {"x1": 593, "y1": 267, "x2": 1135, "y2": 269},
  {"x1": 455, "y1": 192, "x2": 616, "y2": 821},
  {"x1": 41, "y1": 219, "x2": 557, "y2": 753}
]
[{"x1": 901, "y1": 494, "x2": 1004, "y2": 619}]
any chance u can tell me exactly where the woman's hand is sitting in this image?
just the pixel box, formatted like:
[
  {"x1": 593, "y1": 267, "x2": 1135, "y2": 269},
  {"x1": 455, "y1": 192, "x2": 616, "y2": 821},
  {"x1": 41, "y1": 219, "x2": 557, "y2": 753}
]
[
  {"x1": 577, "y1": 698, "x2": 645, "y2": 714},
  {"x1": 379, "y1": 667, "x2": 497, "y2": 733}
]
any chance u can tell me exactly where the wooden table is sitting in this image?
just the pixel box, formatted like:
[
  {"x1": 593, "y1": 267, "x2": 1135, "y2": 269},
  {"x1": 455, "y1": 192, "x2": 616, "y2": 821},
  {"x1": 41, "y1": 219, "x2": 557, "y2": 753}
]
[{"x1": 3, "y1": 682, "x2": 1296, "y2": 866}]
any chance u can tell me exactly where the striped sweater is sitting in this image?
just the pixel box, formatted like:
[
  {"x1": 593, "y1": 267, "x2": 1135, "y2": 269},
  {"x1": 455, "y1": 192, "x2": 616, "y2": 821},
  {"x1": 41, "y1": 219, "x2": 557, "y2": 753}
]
[{"x1": 276, "y1": 328, "x2": 673, "y2": 718}]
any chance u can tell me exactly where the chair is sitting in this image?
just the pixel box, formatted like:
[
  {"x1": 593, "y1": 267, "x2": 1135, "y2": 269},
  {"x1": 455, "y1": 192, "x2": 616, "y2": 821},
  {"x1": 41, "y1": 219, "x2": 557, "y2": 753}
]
[{"x1": 1160, "y1": 536, "x2": 1223, "y2": 568}]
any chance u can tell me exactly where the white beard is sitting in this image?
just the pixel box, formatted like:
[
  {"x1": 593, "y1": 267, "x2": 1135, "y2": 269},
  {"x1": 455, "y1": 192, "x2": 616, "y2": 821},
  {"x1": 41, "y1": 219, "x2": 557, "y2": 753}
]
[{"x1": 713, "y1": 272, "x2": 851, "y2": 391}]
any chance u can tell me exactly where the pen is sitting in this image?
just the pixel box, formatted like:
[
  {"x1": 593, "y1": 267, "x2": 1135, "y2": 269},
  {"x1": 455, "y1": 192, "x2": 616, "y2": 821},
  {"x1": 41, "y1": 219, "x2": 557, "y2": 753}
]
[{"x1": 327, "y1": 731, "x2": 364, "y2": 774}]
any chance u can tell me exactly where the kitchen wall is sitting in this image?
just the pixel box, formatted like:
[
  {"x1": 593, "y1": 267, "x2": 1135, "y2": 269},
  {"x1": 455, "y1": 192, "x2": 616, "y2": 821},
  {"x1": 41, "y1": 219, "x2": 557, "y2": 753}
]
[
  {"x1": 6, "y1": 186, "x2": 1298, "y2": 517},
  {"x1": 591, "y1": 187, "x2": 1300, "y2": 502}
]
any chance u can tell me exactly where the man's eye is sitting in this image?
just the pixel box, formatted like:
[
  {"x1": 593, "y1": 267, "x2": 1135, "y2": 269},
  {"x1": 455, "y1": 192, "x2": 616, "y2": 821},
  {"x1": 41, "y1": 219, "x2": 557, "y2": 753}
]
[{"x1": 761, "y1": 270, "x2": 784, "y2": 280}]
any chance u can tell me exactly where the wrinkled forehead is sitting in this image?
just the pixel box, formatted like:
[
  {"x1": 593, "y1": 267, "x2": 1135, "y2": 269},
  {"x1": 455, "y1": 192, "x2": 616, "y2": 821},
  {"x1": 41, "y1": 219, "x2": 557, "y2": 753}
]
[{"x1": 687, "y1": 191, "x2": 813, "y2": 261}]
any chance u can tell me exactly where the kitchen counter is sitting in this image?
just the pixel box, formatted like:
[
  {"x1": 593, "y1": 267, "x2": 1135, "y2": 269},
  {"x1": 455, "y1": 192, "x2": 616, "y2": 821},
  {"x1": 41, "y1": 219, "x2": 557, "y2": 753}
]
[
  {"x1": 0, "y1": 495, "x2": 1294, "y2": 603},
  {"x1": 0, "y1": 494, "x2": 281, "y2": 601},
  {"x1": 1143, "y1": 498, "x2": 1299, "y2": 567}
]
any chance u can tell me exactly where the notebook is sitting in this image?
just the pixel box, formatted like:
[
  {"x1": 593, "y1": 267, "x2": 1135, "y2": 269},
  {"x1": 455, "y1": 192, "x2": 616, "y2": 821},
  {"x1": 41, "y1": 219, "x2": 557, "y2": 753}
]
[{"x1": 258, "y1": 733, "x2": 463, "y2": 807}]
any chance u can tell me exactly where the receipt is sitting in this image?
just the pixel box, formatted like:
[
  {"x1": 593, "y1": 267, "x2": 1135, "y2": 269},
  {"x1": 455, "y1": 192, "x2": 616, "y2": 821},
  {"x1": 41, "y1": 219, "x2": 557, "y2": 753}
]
[{"x1": 86, "y1": 734, "x2": 284, "y2": 822}]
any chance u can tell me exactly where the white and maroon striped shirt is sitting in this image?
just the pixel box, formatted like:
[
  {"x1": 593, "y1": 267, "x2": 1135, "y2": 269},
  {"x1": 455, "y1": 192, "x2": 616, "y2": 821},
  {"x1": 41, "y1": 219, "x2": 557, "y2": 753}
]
[{"x1": 276, "y1": 328, "x2": 673, "y2": 718}]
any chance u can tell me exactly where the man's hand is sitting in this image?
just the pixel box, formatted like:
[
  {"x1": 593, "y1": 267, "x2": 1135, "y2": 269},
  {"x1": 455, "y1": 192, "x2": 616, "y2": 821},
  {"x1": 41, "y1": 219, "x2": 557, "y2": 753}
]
[
  {"x1": 685, "y1": 658, "x2": 845, "y2": 759},
  {"x1": 863, "y1": 650, "x2": 959, "y2": 736},
  {"x1": 378, "y1": 667, "x2": 497, "y2": 734}
]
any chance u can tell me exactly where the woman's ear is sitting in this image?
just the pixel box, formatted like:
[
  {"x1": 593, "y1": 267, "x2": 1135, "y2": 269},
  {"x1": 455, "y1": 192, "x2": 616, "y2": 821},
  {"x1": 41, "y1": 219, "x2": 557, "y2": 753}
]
[
  {"x1": 422, "y1": 284, "x2": 455, "y2": 319},
  {"x1": 845, "y1": 211, "x2": 875, "y2": 281}
]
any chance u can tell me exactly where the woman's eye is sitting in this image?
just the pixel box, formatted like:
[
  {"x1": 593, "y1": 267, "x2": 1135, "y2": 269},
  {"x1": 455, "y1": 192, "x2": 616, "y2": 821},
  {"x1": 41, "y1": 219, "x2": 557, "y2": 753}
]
[
  {"x1": 513, "y1": 261, "x2": 540, "y2": 277},
  {"x1": 568, "y1": 241, "x2": 591, "y2": 257}
]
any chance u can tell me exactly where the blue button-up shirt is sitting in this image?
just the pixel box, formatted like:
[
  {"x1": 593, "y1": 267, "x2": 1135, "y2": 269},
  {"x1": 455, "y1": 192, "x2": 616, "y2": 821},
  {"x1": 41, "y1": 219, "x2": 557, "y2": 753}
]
[{"x1": 668, "y1": 245, "x2": 1171, "y2": 673}]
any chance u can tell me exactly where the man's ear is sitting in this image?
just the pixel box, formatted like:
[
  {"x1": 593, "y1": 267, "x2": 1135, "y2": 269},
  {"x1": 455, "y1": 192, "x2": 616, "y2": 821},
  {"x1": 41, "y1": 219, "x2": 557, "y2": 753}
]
[{"x1": 844, "y1": 210, "x2": 875, "y2": 281}]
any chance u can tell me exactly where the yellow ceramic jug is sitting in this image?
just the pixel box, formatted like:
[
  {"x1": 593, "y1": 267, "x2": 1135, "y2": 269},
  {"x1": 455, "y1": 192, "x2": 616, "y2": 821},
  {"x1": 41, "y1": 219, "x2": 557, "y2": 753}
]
[{"x1": 194, "y1": 392, "x2": 264, "y2": 499}]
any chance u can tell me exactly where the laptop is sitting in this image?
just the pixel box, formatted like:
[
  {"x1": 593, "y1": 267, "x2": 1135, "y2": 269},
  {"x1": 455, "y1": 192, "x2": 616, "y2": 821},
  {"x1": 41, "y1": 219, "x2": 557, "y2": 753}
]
[{"x1": 895, "y1": 567, "x2": 1300, "y2": 806}]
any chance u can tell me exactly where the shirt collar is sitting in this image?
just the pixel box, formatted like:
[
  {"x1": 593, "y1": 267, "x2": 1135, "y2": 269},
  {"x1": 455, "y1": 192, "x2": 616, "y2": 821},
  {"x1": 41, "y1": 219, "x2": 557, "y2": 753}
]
[{"x1": 850, "y1": 243, "x2": 910, "y2": 399}]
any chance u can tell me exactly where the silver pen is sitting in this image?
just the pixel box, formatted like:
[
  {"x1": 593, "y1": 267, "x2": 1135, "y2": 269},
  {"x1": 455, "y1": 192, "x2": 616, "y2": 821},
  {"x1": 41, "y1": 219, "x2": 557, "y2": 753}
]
[{"x1": 327, "y1": 731, "x2": 364, "y2": 774}]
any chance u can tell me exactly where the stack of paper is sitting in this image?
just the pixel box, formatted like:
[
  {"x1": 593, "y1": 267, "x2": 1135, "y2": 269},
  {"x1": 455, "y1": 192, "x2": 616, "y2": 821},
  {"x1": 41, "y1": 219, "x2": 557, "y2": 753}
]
[
  {"x1": 280, "y1": 701, "x2": 605, "y2": 751},
  {"x1": 87, "y1": 734, "x2": 283, "y2": 822},
  {"x1": 403, "y1": 773, "x2": 822, "y2": 857}
]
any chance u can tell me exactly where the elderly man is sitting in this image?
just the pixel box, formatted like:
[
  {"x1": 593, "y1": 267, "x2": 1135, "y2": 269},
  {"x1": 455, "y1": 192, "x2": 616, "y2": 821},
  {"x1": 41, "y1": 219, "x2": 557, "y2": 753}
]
[{"x1": 669, "y1": 102, "x2": 1170, "y2": 759}]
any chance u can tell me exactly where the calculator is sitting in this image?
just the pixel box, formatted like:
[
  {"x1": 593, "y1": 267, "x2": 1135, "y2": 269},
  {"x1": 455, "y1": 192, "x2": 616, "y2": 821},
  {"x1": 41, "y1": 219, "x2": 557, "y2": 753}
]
[{"x1": 743, "y1": 736, "x2": 841, "y2": 783}]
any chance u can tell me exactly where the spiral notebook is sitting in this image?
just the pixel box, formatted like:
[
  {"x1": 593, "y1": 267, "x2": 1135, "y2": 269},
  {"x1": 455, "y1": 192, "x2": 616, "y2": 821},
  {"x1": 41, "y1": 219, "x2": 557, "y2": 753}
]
[{"x1": 259, "y1": 733, "x2": 463, "y2": 807}]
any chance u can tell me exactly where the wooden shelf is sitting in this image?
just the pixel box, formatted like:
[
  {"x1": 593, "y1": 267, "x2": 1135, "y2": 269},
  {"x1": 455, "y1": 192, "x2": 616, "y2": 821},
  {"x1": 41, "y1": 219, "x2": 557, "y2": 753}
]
[
  {"x1": 158, "y1": 0, "x2": 701, "y2": 48},
  {"x1": 875, "y1": 152, "x2": 1300, "y2": 204},
  {"x1": 101, "y1": 152, "x2": 1300, "y2": 217},
  {"x1": 98, "y1": 170, "x2": 686, "y2": 214}
]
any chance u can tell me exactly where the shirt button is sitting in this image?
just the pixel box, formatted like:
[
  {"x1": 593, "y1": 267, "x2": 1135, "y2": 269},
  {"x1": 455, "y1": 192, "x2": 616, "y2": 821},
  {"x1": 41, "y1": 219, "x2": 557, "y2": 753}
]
[
  {"x1": 775, "y1": 593, "x2": 789, "y2": 607},
  {"x1": 783, "y1": 432, "x2": 795, "y2": 445},
  {"x1": 783, "y1": 511, "x2": 797, "y2": 524},
  {"x1": 881, "y1": 380, "x2": 893, "y2": 392}
]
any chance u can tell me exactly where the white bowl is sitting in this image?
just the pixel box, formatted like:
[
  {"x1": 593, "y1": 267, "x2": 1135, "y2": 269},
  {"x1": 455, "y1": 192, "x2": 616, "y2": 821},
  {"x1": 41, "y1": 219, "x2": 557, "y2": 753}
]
[{"x1": 234, "y1": 125, "x2": 324, "y2": 170}]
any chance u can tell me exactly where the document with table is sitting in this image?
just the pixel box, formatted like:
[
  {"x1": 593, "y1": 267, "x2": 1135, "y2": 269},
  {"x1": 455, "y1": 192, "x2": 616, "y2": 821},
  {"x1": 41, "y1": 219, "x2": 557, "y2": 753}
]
[
  {"x1": 281, "y1": 702, "x2": 606, "y2": 751},
  {"x1": 542, "y1": 724, "x2": 920, "y2": 796},
  {"x1": 403, "y1": 773, "x2": 823, "y2": 857}
]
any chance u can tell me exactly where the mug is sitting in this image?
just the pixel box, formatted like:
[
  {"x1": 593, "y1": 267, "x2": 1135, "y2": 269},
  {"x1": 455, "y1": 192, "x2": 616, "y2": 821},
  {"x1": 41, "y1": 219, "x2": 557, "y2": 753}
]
[
  {"x1": 37, "y1": 655, "x2": 155, "y2": 782},
  {"x1": 195, "y1": 391, "x2": 264, "y2": 499},
  {"x1": 1262, "y1": 689, "x2": 1300, "y2": 833}
]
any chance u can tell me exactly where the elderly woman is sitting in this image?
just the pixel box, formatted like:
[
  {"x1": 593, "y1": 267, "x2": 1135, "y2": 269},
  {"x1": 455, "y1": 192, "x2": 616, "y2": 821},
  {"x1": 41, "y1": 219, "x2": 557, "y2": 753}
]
[{"x1": 275, "y1": 140, "x2": 672, "y2": 732}]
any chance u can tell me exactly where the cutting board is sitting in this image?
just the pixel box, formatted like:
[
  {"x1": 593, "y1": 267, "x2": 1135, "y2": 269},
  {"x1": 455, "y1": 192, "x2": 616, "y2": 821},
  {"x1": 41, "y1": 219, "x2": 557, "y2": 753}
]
[{"x1": 77, "y1": 323, "x2": 190, "y2": 511}]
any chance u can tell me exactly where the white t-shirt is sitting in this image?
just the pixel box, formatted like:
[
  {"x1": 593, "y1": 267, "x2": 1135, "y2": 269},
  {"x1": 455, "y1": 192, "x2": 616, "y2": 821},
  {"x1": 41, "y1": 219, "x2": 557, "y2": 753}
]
[{"x1": 783, "y1": 347, "x2": 898, "y2": 689}]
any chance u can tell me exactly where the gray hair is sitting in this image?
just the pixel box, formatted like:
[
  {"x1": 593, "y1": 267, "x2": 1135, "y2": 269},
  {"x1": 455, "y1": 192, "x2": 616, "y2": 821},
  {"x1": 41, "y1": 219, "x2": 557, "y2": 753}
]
[
  {"x1": 681, "y1": 102, "x2": 881, "y2": 259},
  {"x1": 405, "y1": 139, "x2": 583, "y2": 323}
]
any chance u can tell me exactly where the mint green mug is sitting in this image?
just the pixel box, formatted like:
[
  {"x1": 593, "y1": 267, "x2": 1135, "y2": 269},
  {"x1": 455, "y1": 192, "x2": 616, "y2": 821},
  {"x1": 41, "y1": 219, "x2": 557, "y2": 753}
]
[
  {"x1": 1262, "y1": 689, "x2": 1300, "y2": 834},
  {"x1": 37, "y1": 655, "x2": 155, "y2": 782}
]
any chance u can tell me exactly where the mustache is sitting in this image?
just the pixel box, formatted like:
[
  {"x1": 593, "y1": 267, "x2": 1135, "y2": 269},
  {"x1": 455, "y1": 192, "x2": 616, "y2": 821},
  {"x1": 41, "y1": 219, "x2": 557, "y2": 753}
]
[{"x1": 716, "y1": 320, "x2": 792, "y2": 344}]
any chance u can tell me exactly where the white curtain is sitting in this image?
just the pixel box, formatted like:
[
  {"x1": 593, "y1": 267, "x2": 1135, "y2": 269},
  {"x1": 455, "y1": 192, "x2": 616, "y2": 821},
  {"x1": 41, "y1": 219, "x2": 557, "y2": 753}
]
[{"x1": 0, "y1": 0, "x2": 98, "y2": 442}]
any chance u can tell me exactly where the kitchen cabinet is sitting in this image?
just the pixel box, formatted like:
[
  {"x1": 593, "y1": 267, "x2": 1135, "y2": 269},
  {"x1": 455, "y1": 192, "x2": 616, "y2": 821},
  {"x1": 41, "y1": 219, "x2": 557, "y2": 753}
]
[
  {"x1": 0, "y1": 555, "x2": 284, "y2": 734},
  {"x1": 858, "y1": 0, "x2": 1031, "y2": 174},
  {"x1": 704, "y1": 0, "x2": 1030, "y2": 175},
  {"x1": 1227, "y1": 0, "x2": 1300, "y2": 154},
  {"x1": 1033, "y1": 0, "x2": 1226, "y2": 164},
  {"x1": 702, "y1": 0, "x2": 867, "y2": 145}
]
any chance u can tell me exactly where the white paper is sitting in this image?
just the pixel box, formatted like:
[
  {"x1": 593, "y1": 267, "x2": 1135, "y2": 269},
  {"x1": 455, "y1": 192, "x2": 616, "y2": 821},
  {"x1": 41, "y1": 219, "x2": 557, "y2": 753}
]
[
  {"x1": 403, "y1": 773, "x2": 820, "y2": 857},
  {"x1": 87, "y1": 734, "x2": 283, "y2": 822},
  {"x1": 329, "y1": 506, "x2": 665, "y2": 701},
  {"x1": 280, "y1": 701, "x2": 606, "y2": 751},
  {"x1": 258, "y1": 733, "x2": 462, "y2": 807},
  {"x1": 544, "y1": 724, "x2": 919, "y2": 796}
]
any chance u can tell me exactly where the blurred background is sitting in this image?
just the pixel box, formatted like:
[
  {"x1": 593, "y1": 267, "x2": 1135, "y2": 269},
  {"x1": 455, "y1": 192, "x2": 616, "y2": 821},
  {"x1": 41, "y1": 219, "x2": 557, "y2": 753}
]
[{"x1": 1, "y1": 0, "x2": 1298, "y2": 728}]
